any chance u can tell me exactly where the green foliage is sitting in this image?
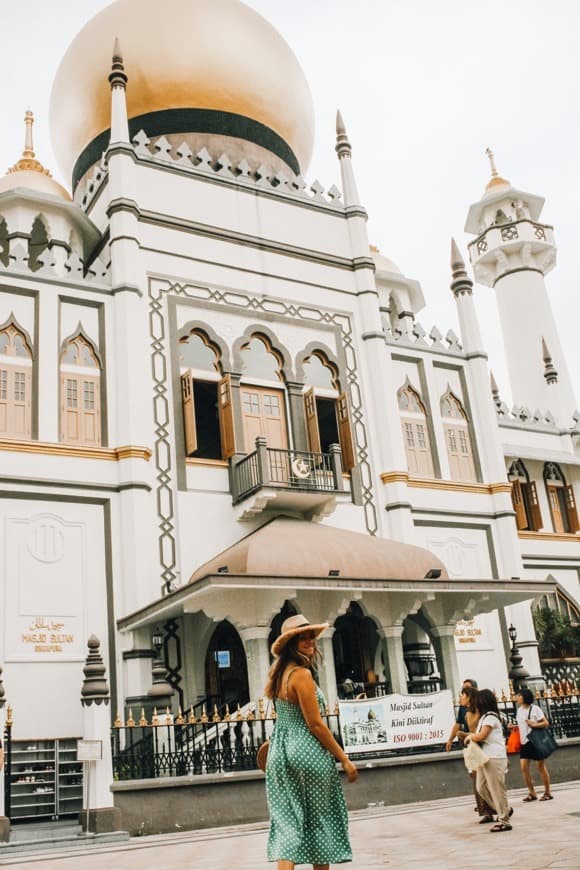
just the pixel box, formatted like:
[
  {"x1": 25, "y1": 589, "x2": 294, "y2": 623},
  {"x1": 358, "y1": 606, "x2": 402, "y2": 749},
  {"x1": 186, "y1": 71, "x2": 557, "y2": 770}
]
[{"x1": 533, "y1": 607, "x2": 580, "y2": 659}]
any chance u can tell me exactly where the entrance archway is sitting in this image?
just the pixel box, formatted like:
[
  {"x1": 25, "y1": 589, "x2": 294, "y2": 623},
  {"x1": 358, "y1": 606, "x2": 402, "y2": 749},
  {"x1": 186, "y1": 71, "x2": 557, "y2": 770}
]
[
  {"x1": 205, "y1": 621, "x2": 250, "y2": 711},
  {"x1": 402, "y1": 612, "x2": 442, "y2": 694},
  {"x1": 333, "y1": 602, "x2": 381, "y2": 697}
]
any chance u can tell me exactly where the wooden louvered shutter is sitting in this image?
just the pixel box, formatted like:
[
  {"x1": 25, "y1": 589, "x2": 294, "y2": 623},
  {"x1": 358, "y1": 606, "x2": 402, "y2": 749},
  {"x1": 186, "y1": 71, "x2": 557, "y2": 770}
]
[
  {"x1": 304, "y1": 388, "x2": 321, "y2": 454},
  {"x1": 511, "y1": 480, "x2": 527, "y2": 530},
  {"x1": 528, "y1": 481, "x2": 543, "y2": 532},
  {"x1": 181, "y1": 370, "x2": 197, "y2": 456},
  {"x1": 564, "y1": 484, "x2": 579, "y2": 533},
  {"x1": 218, "y1": 374, "x2": 236, "y2": 459},
  {"x1": 337, "y1": 392, "x2": 356, "y2": 471}
]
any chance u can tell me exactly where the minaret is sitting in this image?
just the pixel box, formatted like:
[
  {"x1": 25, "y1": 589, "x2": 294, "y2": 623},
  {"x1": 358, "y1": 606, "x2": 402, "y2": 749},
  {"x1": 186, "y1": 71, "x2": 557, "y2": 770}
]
[
  {"x1": 464, "y1": 149, "x2": 576, "y2": 425},
  {"x1": 335, "y1": 110, "x2": 361, "y2": 208}
]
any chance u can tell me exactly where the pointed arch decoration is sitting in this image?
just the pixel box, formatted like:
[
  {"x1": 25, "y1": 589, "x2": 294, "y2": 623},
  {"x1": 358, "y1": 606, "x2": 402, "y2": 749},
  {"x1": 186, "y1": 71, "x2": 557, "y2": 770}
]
[
  {"x1": 60, "y1": 324, "x2": 102, "y2": 447},
  {"x1": 0, "y1": 314, "x2": 33, "y2": 439},
  {"x1": 440, "y1": 386, "x2": 476, "y2": 482},
  {"x1": 543, "y1": 462, "x2": 579, "y2": 534},
  {"x1": 29, "y1": 214, "x2": 51, "y2": 273},
  {"x1": 178, "y1": 326, "x2": 228, "y2": 460},
  {"x1": 508, "y1": 458, "x2": 542, "y2": 532},
  {"x1": 397, "y1": 378, "x2": 434, "y2": 477}
]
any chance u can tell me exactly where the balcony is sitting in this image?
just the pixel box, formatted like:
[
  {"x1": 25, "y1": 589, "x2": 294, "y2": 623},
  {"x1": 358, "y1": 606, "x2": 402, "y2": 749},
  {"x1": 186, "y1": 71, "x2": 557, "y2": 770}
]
[{"x1": 231, "y1": 437, "x2": 349, "y2": 521}]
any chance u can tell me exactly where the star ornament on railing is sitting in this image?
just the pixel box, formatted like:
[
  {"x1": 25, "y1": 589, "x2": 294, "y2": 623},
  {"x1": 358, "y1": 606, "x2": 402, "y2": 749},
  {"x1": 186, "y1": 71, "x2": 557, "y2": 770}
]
[{"x1": 291, "y1": 457, "x2": 311, "y2": 479}]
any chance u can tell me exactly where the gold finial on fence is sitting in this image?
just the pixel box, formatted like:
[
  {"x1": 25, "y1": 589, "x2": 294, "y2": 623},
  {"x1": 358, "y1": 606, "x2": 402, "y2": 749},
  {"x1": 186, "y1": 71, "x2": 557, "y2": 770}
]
[
  {"x1": 500, "y1": 688, "x2": 507, "y2": 703},
  {"x1": 201, "y1": 705, "x2": 208, "y2": 724},
  {"x1": 188, "y1": 707, "x2": 196, "y2": 725},
  {"x1": 165, "y1": 706, "x2": 172, "y2": 724},
  {"x1": 334, "y1": 701, "x2": 340, "y2": 715},
  {"x1": 139, "y1": 708, "x2": 148, "y2": 726},
  {"x1": 236, "y1": 703, "x2": 243, "y2": 721},
  {"x1": 535, "y1": 687, "x2": 541, "y2": 699},
  {"x1": 558, "y1": 684, "x2": 565, "y2": 697},
  {"x1": 324, "y1": 704, "x2": 330, "y2": 716},
  {"x1": 127, "y1": 709, "x2": 135, "y2": 727},
  {"x1": 246, "y1": 707, "x2": 255, "y2": 721},
  {"x1": 224, "y1": 704, "x2": 231, "y2": 722},
  {"x1": 152, "y1": 707, "x2": 159, "y2": 726},
  {"x1": 212, "y1": 704, "x2": 221, "y2": 723},
  {"x1": 6, "y1": 704, "x2": 13, "y2": 726},
  {"x1": 114, "y1": 711, "x2": 122, "y2": 728},
  {"x1": 258, "y1": 698, "x2": 265, "y2": 720},
  {"x1": 176, "y1": 707, "x2": 185, "y2": 725}
]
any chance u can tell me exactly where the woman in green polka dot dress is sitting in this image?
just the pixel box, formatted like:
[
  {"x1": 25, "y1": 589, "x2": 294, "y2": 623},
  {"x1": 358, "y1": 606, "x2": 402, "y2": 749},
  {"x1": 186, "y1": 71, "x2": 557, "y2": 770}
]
[{"x1": 264, "y1": 614, "x2": 358, "y2": 869}]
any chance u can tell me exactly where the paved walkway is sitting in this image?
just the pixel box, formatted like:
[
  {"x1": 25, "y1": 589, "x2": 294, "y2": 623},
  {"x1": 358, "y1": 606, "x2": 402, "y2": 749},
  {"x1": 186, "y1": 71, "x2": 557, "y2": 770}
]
[{"x1": 2, "y1": 781, "x2": 580, "y2": 869}]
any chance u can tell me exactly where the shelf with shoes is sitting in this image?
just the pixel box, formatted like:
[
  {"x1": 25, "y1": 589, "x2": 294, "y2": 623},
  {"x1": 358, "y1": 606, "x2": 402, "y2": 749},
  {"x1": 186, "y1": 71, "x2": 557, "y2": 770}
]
[{"x1": 9, "y1": 738, "x2": 83, "y2": 822}]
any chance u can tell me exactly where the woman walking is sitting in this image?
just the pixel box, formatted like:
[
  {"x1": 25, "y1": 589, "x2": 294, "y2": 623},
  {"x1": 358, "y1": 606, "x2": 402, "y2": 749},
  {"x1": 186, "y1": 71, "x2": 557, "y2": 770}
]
[
  {"x1": 264, "y1": 614, "x2": 358, "y2": 869},
  {"x1": 465, "y1": 689, "x2": 513, "y2": 833},
  {"x1": 461, "y1": 685, "x2": 496, "y2": 823},
  {"x1": 516, "y1": 687, "x2": 553, "y2": 802}
]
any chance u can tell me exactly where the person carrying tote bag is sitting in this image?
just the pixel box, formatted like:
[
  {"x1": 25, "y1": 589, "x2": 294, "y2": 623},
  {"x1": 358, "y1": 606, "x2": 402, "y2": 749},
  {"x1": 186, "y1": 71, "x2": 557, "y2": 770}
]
[
  {"x1": 516, "y1": 687, "x2": 555, "y2": 802},
  {"x1": 464, "y1": 689, "x2": 513, "y2": 833}
]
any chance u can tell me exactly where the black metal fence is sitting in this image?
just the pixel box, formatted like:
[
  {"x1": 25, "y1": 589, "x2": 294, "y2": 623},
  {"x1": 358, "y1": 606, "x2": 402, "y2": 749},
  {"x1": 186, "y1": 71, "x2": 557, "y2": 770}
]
[
  {"x1": 111, "y1": 690, "x2": 580, "y2": 782},
  {"x1": 3, "y1": 708, "x2": 12, "y2": 819}
]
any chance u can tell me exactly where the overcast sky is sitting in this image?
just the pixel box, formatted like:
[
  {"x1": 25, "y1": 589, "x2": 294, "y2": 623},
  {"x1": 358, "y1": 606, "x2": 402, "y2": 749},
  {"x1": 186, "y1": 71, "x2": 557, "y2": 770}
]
[{"x1": 2, "y1": 0, "x2": 578, "y2": 412}]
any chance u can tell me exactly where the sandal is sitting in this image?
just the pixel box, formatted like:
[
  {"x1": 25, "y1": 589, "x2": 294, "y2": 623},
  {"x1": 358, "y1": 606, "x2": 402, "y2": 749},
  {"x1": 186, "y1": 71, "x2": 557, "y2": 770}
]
[
  {"x1": 523, "y1": 794, "x2": 537, "y2": 802},
  {"x1": 479, "y1": 815, "x2": 494, "y2": 824},
  {"x1": 539, "y1": 793, "x2": 554, "y2": 801},
  {"x1": 490, "y1": 823, "x2": 512, "y2": 833}
]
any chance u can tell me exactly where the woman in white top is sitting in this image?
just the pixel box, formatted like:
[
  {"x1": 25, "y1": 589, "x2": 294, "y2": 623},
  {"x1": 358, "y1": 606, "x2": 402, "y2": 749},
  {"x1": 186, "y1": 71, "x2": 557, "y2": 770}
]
[
  {"x1": 465, "y1": 689, "x2": 513, "y2": 832},
  {"x1": 515, "y1": 687, "x2": 553, "y2": 802}
]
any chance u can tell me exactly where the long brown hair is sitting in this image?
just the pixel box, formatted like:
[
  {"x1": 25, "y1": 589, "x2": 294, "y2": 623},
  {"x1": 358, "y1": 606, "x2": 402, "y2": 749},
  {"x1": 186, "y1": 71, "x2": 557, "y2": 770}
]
[
  {"x1": 462, "y1": 685, "x2": 479, "y2": 714},
  {"x1": 264, "y1": 635, "x2": 321, "y2": 699}
]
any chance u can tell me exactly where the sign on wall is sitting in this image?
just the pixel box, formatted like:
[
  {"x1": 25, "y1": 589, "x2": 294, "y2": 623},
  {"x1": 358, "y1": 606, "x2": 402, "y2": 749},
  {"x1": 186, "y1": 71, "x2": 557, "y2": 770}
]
[
  {"x1": 454, "y1": 615, "x2": 492, "y2": 651},
  {"x1": 338, "y1": 690, "x2": 455, "y2": 755}
]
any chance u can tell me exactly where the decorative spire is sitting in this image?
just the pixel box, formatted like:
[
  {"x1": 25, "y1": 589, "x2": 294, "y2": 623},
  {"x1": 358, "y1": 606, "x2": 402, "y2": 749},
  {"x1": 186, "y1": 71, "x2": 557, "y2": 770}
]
[
  {"x1": 7, "y1": 111, "x2": 52, "y2": 178},
  {"x1": 0, "y1": 660, "x2": 5, "y2": 709},
  {"x1": 80, "y1": 635, "x2": 110, "y2": 706},
  {"x1": 335, "y1": 109, "x2": 351, "y2": 158},
  {"x1": 490, "y1": 370, "x2": 500, "y2": 400},
  {"x1": 483, "y1": 146, "x2": 510, "y2": 194},
  {"x1": 449, "y1": 238, "x2": 473, "y2": 297},
  {"x1": 109, "y1": 37, "x2": 128, "y2": 89},
  {"x1": 542, "y1": 337, "x2": 558, "y2": 385}
]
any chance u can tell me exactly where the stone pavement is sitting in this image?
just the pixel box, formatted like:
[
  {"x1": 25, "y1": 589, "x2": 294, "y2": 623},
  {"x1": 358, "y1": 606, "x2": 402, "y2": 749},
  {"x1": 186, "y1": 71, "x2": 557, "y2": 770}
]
[{"x1": 2, "y1": 781, "x2": 579, "y2": 870}]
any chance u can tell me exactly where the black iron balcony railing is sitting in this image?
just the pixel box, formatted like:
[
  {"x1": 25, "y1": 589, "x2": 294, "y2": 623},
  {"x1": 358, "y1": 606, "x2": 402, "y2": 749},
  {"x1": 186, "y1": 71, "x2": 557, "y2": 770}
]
[{"x1": 231, "y1": 437, "x2": 344, "y2": 505}]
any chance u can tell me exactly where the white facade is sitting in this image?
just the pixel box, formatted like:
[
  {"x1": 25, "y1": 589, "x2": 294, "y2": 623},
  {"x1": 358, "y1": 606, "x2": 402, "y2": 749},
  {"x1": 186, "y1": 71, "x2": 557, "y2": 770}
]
[{"x1": 0, "y1": 1, "x2": 578, "y2": 770}]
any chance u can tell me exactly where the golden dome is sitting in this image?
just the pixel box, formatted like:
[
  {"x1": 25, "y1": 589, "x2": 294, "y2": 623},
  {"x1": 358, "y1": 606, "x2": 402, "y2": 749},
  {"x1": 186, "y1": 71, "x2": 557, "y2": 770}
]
[
  {"x1": 50, "y1": 0, "x2": 315, "y2": 187},
  {"x1": 0, "y1": 111, "x2": 70, "y2": 200}
]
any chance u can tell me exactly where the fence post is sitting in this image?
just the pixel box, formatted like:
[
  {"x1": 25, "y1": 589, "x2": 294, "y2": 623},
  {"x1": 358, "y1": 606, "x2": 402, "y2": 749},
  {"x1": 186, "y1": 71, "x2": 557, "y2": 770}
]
[
  {"x1": 255, "y1": 436, "x2": 270, "y2": 486},
  {"x1": 0, "y1": 661, "x2": 9, "y2": 842},
  {"x1": 329, "y1": 443, "x2": 344, "y2": 491},
  {"x1": 79, "y1": 635, "x2": 122, "y2": 834}
]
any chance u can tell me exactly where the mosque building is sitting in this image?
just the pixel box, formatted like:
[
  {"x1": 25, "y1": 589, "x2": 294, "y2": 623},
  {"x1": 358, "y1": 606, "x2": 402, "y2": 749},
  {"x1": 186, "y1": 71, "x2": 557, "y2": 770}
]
[{"x1": 0, "y1": 0, "x2": 578, "y2": 829}]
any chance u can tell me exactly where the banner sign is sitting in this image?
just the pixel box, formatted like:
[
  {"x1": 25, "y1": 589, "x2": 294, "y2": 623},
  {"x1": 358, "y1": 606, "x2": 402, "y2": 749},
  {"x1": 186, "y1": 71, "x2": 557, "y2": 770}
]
[{"x1": 338, "y1": 690, "x2": 455, "y2": 754}]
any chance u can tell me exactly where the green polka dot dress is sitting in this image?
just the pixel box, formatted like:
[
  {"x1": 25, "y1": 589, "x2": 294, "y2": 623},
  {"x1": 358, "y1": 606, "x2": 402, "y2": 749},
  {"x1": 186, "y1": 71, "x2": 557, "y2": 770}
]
[{"x1": 266, "y1": 684, "x2": 352, "y2": 865}]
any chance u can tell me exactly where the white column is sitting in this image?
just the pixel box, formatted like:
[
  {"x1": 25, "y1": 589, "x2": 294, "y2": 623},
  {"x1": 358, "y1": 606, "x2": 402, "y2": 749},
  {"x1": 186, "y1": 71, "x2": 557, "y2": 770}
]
[
  {"x1": 431, "y1": 625, "x2": 461, "y2": 698},
  {"x1": 381, "y1": 625, "x2": 408, "y2": 694},
  {"x1": 240, "y1": 627, "x2": 271, "y2": 705},
  {"x1": 317, "y1": 630, "x2": 338, "y2": 711}
]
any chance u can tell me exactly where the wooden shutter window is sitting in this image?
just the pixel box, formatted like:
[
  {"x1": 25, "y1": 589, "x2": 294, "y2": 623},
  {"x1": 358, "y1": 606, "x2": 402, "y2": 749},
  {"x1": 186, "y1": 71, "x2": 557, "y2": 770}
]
[
  {"x1": 181, "y1": 370, "x2": 197, "y2": 456},
  {"x1": 218, "y1": 374, "x2": 236, "y2": 459},
  {"x1": 304, "y1": 387, "x2": 321, "y2": 454},
  {"x1": 511, "y1": 480, "x2": 527, "y2": 530},
  {"x1": 528, "y1": 481, "x2": 543, "y2": 532},
  {"x1": 337, "y1": 392, "x2": 356, "y2": 471},
  {"x1": 564, "y1": 484, "x2": 580, "y2": 533}
]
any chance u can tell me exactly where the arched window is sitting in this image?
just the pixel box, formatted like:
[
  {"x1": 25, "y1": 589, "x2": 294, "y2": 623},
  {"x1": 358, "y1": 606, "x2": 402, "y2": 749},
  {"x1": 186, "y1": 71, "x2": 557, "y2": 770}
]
[
  {"x1": 508, "y1": 460, "x2": 543, "y2": 531},
  {"x1": 302, "y1": 351, "x2": 355, "y2": 469},
  {"x1": 397, "y1": 381, "x2": 434, "y2": 477},
  {"x1": 440, "y1": 390, "x2": 476, "y2": 482},
  {"x1": 239, "y1": 334, "x2": 287, "y2": 453},
  {"x1": 179, "y1": 329, "x2": 229, "y2": 460},
  {"x1": 60, "y1": 332, "x2": 101, "y2": 446},
  {"x1": 0, "y1": 321, "x2": 32, "y2": 439},
  {"x1": 543, "y1": 463, "x2": 579, "y2": 534}
]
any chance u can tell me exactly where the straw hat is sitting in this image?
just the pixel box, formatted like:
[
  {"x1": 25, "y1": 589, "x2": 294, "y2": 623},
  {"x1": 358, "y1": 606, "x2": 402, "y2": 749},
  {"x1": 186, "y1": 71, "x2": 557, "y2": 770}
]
[{"x1": 271, "y1": 614, "x2": 329, "y2": 656}]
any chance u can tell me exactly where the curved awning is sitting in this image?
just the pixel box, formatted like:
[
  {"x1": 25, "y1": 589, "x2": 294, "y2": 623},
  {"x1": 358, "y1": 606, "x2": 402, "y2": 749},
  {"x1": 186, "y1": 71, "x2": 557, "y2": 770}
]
[{"x1": 188, "y1": 517, "x2": 449, "y2": 583}]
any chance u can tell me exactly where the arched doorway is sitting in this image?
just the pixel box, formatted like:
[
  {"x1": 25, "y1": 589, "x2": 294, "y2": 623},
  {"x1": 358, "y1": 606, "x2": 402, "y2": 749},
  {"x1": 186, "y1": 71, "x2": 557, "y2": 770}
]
[
  {"x1": 205, "y1": 621, "x2": 250, "y2": 712},
  {"x1": 268, "y1": 600, "x2": 298, "y2": 658},
  {"x1": 402, "y1": 613, "x2": 442, "y2": 694},
  {"x1": 333, "y1": 602, "x2": 382, "y2": 697}
]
